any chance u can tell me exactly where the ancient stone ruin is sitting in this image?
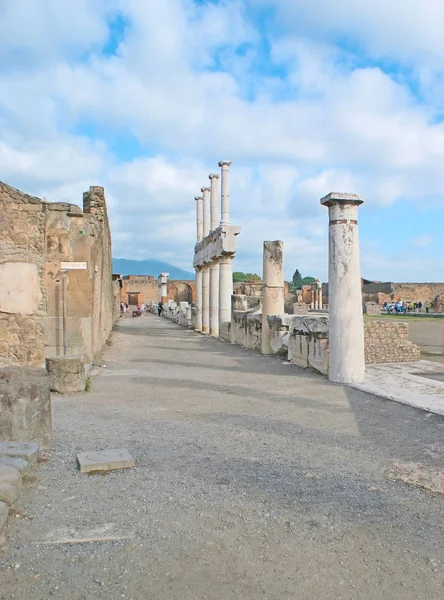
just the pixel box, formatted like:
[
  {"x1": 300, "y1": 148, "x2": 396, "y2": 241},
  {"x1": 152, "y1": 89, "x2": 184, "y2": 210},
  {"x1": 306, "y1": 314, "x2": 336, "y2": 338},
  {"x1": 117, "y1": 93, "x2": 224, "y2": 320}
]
[{"x1": 0, "y1": 181, "x2": 118, "y2": 447}]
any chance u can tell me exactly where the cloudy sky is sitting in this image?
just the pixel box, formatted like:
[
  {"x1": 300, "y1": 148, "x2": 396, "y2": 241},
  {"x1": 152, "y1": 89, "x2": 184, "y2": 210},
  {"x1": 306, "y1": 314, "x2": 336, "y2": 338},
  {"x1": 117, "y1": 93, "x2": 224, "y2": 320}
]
[{"x1": 1, "y1": 0, "x2": 444, "y2": 282}]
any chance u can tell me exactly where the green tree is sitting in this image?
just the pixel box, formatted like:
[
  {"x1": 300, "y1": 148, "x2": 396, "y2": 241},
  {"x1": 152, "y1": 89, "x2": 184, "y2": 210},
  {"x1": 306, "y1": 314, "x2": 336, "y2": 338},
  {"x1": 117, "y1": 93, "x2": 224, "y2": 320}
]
[
  {"x1": 233, "y1": 272, "x2": 260, "y2": 282},
  {"x1": 302, "y1": 276, "x2": 316, "y2": 285},
  {"x1": 292, "y1": 269, "x2": 303, "y2": 289}
]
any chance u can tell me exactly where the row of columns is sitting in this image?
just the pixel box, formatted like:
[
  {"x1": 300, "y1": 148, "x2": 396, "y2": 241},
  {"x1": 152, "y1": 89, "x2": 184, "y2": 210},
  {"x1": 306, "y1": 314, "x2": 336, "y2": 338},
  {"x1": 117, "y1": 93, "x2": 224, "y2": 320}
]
[
  {"x1": 310, "y1": 280, "x2": 323, "y2": 310},
  {"x1": 194, "y1": 161, "x2": 235, "y2": 337}
]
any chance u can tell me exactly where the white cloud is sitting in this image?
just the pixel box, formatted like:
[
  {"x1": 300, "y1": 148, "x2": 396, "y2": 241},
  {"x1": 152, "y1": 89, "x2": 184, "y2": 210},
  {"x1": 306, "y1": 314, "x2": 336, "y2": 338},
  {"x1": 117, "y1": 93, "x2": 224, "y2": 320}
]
[{"x1": 1, "y1": 0, "x2": 444, "y2": 281}]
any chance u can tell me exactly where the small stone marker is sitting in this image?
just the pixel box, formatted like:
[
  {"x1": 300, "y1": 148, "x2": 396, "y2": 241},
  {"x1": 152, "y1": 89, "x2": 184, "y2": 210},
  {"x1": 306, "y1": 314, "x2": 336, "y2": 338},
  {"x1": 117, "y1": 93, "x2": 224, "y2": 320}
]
[
  {"x1": 77, "y1": 449, "x2": 135, "y2": 473},
  {"x1": 0, "y1": 442, "x2": 39, "y2": 464}
]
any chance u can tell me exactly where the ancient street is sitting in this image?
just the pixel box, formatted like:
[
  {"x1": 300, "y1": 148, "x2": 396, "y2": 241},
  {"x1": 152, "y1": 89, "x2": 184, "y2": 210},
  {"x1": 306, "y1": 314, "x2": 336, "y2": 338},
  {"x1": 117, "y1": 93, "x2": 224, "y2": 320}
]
[{"x1": 1, "y1": 314, "x2": 444, "y2": 600}]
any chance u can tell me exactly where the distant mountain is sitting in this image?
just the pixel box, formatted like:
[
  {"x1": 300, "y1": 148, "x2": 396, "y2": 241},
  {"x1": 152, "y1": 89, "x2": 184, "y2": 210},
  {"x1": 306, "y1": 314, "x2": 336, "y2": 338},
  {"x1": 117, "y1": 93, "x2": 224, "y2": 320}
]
[{"x1": 112, "y1": 258, "x2": 194, "y2": 280}]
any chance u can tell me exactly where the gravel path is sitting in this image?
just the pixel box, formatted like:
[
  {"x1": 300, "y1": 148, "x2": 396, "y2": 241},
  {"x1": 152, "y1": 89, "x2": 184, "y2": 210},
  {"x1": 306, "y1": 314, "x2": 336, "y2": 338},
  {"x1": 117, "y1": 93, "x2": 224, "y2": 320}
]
[{"x1": 1, "y1": 314, "x2": 444, "y2": 599}]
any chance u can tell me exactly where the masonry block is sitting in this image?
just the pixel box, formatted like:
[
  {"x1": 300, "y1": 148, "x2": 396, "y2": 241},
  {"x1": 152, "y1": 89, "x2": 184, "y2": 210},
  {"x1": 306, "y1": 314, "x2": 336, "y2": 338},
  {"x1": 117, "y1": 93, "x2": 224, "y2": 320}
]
[{"x1": 46, "y1": 356, "x2": 86, "y2": 394}]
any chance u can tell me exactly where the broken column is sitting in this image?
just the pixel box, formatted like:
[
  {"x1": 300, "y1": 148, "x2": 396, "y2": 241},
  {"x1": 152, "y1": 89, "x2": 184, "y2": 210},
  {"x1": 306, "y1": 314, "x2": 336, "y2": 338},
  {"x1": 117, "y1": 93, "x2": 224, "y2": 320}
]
[
  {"x1": 321, "y1": 192, "x2": 365, "y2": 383},
  {"x1": 261, "y1": 241, "x2": 285, "y2": 355},
  {"x1": 158, "y1": 273, "x2": 169, "y2": 305}
]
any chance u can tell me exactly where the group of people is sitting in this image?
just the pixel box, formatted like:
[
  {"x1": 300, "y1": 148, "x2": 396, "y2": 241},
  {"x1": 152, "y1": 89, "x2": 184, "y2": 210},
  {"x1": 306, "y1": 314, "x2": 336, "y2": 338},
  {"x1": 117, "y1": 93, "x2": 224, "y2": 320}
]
[
  {"x1": 383, "y1": 300, "x2": 431, "y2": 314},
  {"x1": 120, "y1": 302, "x2": 147, "y2": 315}
]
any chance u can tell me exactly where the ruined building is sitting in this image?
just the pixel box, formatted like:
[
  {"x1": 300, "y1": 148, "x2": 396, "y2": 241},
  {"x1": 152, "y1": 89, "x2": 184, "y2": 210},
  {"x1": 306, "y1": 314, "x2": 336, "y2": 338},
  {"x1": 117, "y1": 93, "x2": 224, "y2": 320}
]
[{"x1": 0, "y1": 181, "x2": 117, "y2": 447}]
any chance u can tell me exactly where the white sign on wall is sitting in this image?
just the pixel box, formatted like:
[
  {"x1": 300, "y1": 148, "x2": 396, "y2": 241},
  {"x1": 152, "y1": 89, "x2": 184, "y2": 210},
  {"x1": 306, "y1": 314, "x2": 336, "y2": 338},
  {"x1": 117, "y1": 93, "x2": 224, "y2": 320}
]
[{"x1": 60, "y1": 261, "x2": 88, "y2": 270}]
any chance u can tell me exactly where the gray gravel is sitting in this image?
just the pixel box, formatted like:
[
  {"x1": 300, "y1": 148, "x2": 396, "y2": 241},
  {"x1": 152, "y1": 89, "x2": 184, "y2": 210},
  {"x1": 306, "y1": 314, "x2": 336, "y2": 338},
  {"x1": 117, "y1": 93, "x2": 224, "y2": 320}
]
[{"x1": 1, "y1": 314, "x2": 444, "y2": 599}]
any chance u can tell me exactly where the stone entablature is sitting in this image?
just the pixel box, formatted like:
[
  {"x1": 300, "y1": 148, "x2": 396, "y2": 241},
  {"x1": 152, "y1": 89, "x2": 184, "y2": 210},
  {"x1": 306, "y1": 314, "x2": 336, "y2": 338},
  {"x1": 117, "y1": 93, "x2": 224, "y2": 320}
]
[{"x1": 193, "y1": 224, "x2": 241, "y2": 268}]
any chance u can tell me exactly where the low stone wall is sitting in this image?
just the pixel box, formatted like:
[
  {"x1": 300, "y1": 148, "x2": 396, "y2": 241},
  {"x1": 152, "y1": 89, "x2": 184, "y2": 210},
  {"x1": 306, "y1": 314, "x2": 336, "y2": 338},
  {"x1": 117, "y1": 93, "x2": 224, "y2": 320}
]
[
  {"x1": 288, "y1": 316, "x2": 329, "y2": 375},
  {"x1": 364, "y1": 320, "x2": 420, "y2": 364},
  {"x1": 363, "y1": 302, "x2": 382, "y2": 315}
]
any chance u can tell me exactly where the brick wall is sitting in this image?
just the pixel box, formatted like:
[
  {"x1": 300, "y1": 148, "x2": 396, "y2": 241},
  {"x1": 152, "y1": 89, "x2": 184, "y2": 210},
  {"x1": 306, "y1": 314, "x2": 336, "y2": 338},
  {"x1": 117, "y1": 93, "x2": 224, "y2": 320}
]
[{"x1": 364, "y1": 320, "x2": 420, "y2": 364}]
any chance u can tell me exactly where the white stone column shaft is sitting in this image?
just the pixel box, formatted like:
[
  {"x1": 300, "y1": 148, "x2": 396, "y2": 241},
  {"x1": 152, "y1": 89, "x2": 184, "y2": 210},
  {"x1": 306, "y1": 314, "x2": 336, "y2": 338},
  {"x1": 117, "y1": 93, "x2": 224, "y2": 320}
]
[
  {"x1": 209, "y1": 174, "x2": 220, "y2": 232},
  {"x1": 202, "y1": 265, "x2": 210, "y2": 334},
  {"x1": 195, "y1": 268, "x2": 202, "y2": 331},
  {"x1": 318, "y1": 285, "x2": 323, "y2": 310},
  {"x1": 261, "y1": 241, "x2": 285, "y2": 355},
  {"x1": 321, "y1": 192, "x2": 365, "y2": 383},
  {"x1": 219, "y1": 256, "x2": 233, "y2": 327},
  {"x1": 195, "y1": 196, "x2": 203, "y2": 242},
  {"x1": 218, "y1": 161, "x2": 232, "y2": 226},
  {"x1": 210, "y1": 259, "x2": 220, "y2": 337},
  {"x1": 202, "y1": 187, "x2": 211, "y2": 237}
]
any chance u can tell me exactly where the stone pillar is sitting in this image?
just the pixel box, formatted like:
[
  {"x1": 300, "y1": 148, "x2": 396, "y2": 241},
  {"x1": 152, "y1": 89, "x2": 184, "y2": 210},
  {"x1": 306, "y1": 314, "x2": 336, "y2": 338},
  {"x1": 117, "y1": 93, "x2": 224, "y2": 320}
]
[
  {"x1": 202, "y1": 187, "x2": 211, "y2": 237},
  {"x1": 195, "y1": 195, "x2": 203, "y2": 242},
  {"x1": 210, "y1": 259, "x2": 220, "y2": 337},
  {"x1": 314, "y1": 286, "x2": 319, "y2": 310},
  {"x1": 321, "y1": 192, "x2": 365, "y2": 383},
  {"x1": 158, "y1": 273, "x2": 169, "y2": 305},
  {"x1": 195, "y1": 268, "x2": 202, "y2": 331},
  {"x1": 261, "y1": 241, "x2": 285, "y2": 355},
  {"x1": 202, "y1": 265, "x2": 210, "y2": 334},
  {"x1": 209, "y1": 174, "x2": 220, "y2": 232},
  {"x1": 219, "y1": 256, "x2": 233, "y2": 327},
  {"x1": 318, "y1": 282, "x2": 323, "y2": 310},
  {"x1": 218, "y1": 161, "x2": 232, "y2": 226}
]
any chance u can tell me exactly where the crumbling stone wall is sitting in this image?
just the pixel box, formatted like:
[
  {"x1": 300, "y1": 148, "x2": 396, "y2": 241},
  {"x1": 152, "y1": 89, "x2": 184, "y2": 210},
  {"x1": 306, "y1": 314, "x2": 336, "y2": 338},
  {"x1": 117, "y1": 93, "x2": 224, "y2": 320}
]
[{"x1": 364, "y1": 320, "x2": 420, "y2": 364}]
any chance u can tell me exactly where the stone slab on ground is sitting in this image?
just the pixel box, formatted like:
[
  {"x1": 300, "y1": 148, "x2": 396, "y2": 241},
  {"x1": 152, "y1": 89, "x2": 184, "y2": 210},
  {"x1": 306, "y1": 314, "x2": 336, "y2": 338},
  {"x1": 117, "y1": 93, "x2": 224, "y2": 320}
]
[
  {"x1": 0, "y1": 464, "x2": 22, "y2": 506},
  {"x1": 0, "y1": 501, "x2": 8, "y2": 545},
  {"x1": 0, "y1": 457, "x2": 29, "y2": 474},
  {"x1": 0, "y1": 442, "x2": 39, "y2": 464},
  {"x1": 77, "y1": 449, "x2": 135, "y2": 473},
  {"x1": 349, "y1": 360, "x2": 444, "y2": 416}
]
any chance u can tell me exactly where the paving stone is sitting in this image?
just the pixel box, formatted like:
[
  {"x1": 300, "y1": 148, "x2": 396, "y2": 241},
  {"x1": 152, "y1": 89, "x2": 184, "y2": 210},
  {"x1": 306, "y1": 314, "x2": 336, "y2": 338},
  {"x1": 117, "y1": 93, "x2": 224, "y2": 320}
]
[
  {"x1": 0, "y1": 457, "x2": 29, "y2": 474},
  {"x1": 0, "y1": 501, "x2": 8, "y2": 546},
  {"x1": 77, "y1": 448, "x2": 135, "y2": 473},
  {"x1": 0, "y1": 465, "x2": 22, "y2": 506},
  {"x1": 0, "y1": 441, "x2": 39, "y2": 464}
]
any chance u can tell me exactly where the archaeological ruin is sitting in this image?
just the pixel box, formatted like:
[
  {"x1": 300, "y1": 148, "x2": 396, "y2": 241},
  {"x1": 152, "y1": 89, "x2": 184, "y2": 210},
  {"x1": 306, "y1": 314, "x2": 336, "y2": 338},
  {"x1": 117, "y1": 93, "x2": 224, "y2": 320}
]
[{"x1": 0, "y1": 181, "x2": 117, "y2": 446}]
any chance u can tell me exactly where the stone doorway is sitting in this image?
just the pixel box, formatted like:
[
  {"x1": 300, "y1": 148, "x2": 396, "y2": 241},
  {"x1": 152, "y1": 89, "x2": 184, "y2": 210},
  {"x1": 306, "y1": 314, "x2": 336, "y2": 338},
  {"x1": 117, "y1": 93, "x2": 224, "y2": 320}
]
[{"x1": 127, "y1": 292, "x2": 139, "y2": 306}]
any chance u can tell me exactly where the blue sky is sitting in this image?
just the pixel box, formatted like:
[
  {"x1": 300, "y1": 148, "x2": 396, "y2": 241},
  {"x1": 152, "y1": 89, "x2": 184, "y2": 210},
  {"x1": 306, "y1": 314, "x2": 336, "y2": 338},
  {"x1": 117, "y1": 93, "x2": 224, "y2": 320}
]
[{"x1": 1, "y1": 0, "x2": 444, "y2": 282}]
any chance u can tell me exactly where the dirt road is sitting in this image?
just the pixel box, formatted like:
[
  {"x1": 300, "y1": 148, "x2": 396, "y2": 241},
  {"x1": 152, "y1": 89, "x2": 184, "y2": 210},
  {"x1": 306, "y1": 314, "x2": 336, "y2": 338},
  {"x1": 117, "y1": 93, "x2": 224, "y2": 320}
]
[{"x1": 1, "y1": 315, "x2": 443, "y2": 599}]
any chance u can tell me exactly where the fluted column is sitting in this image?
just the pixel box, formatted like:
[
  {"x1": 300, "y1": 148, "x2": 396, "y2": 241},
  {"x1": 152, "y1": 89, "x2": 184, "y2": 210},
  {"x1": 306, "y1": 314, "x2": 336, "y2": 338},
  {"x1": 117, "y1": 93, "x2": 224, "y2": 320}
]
[
  {"x1": 195, "y1": 268, "x2": 202, "y2": 331},
  {"x1": 218, "y1": 161, "x2": 232, "y2": 226},
  {"x1": 202, "y1": 264, "x2": 210, "y2": 334},
  {"x1": 209, "y1": 174, "x2": 220, "y2": 232},
  {"x1": 210, "y1": 259, "x2": 220, "y2": 337},
  {"x1": 321, "y1": 192, "x2": 365, "y2": 383},
  {"x1": 202, "y1": 187, "x2": 211, "y2": 237}
]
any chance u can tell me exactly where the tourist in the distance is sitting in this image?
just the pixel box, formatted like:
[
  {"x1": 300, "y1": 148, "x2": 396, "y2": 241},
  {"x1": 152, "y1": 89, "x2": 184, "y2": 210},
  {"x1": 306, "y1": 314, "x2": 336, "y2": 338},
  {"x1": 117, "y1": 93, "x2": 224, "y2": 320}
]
[
  {"x1": 157, "y1": 301, "x2": 163, "y2": 317},
  {"x1": 425, "y1": 302, "x2": 430, "y2": 313}
]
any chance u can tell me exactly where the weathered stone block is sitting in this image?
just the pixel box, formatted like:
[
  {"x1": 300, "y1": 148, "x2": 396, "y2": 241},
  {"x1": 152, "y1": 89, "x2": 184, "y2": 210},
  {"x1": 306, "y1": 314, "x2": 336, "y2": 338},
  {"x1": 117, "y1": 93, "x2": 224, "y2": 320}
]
[
  {"x1": 77, "y1": 448, "x2": 135, "y2": 473},
  {"x1": 0, "y1": 464, "x2": 22, "y2": 505},
  {"x1": 0, "y1": 501, "x2": 8, "y2": 546},
  {"x1": 0, "y1": 456, "x2": 29, "y2": 474},
  {"x1": 46, "y1": 356, "x2": 86, "y2": 394},
  {"x1": 0, "y1": 368, "x2": 51, "y2": 450}
]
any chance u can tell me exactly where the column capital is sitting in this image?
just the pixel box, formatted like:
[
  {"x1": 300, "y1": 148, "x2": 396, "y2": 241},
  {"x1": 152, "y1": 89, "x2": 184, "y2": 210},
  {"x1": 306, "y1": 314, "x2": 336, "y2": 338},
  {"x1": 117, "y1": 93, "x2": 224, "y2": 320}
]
[
  {"x1": 218, "y1": 160, "x2": 232, "y2": 167},
  {"x1": 201, "y1": 187, "x2": 211, "y2": 193},
  {"x1": 209, "y1": 173, "x2": 220, "y2": 180},
  {"x1": 320, "y1": 192, "x2": 363, "y2": 207},
  {"x1": 195, "y1": 195, "x2": 203, "y2": 201}
]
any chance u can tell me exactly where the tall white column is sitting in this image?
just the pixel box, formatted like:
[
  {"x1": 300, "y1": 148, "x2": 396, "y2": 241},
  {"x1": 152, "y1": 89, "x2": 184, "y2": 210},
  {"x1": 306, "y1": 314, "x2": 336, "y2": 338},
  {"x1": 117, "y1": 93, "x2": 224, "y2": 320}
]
[
  {"x1": 202, "y1": 187, "x2": 211, "y2": 237},
  {"x1": 321, "y1": 192, "x2": 365, "y2": 383},
  {"x1": 209, "y1": 174, "x2": 220, "y2": 232},
  {"x1": 195, "y1": 268, "x2": 202, "y2": 331},
  {"x1": 195, "y1": 195, "x2": 203, "y2": 242},
  {"x1": 261, "y1": 241, "x2": 285, "y2": 355},
  {"x1": 202, "y1": 264, "x2": 210, "y2": 334},
  {"x1": 210, "y1": 259, "x2": 220, "y2": 337},
  {"x1": 219, "y1": 256, "x2": 233, "y2": 327},
  {"x1": 318, "y1": 282, "x2": 323, "y2": 310},
  {"x1": 218, "y1": 161, "x2": 232, "y2": 226}
]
